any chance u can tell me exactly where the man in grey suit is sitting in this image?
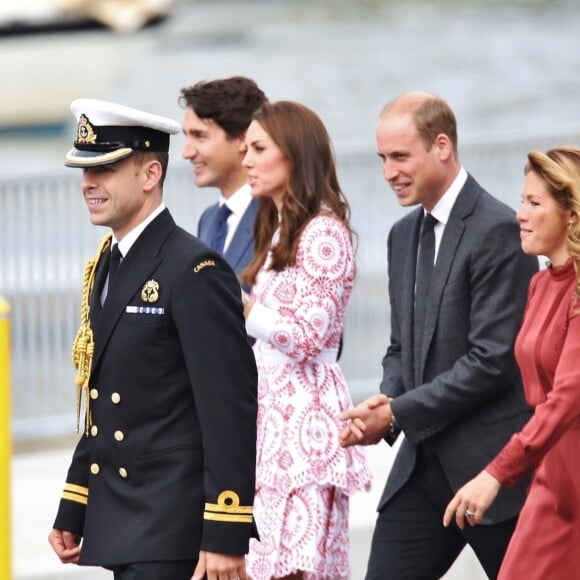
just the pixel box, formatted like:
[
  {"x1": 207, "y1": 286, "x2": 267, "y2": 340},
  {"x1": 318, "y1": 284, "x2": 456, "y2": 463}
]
[
  {"x1": 340, "y1": 92, "x2": 538, "y2": 579},
  {"x1": 179, "y1": 76, "x2": 267, "y2": 275}
]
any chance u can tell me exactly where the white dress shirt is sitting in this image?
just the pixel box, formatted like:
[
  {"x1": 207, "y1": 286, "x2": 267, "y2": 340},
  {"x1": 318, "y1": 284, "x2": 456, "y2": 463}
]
[{"x1": 426, "y1": 167, "x2": 468, "y2": 262}]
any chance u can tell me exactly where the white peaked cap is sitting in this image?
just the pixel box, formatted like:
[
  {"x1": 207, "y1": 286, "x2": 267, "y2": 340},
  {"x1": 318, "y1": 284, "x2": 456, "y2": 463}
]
[{"x1": 65, "y1": 98, "x2": 181, "y2": 168}]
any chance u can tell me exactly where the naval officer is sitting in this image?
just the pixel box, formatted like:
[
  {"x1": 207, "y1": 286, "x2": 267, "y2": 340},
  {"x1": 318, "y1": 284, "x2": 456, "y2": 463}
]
[{"x1": 48, "y1": 98, "x2": 258, "y2": 580}]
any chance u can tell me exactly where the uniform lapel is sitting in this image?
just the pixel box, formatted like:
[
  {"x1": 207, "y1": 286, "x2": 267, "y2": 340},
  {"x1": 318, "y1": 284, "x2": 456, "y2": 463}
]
[
  {"x1": 91, "y1": 210, "x2": 174, "y2": 372},
  {"x1": 89, "y1": 247, "x2": 111, "y2": 328}
]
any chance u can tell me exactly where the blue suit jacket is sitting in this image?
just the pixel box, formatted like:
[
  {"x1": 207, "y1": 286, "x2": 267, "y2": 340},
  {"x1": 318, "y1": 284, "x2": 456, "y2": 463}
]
[{"x1": 197, "y1": 198, "x2": 258, "y2": 276}]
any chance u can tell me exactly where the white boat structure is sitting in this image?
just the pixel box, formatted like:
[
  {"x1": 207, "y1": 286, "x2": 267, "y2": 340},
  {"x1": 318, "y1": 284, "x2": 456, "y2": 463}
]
[{"x1": 0, "y1": 0, "x2": 177, "y2": 129}]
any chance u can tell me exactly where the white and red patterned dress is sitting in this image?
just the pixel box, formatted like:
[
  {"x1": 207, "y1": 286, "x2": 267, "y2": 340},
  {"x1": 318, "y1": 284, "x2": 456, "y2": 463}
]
[{"x1": 245, "y1": 211, "x2": 372, "y2": 580}]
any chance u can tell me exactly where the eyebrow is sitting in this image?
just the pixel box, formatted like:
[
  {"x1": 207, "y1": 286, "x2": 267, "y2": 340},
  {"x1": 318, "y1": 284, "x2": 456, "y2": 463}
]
[{"x1": 184, "y1": 128, "x2": 208, "y2": 137}]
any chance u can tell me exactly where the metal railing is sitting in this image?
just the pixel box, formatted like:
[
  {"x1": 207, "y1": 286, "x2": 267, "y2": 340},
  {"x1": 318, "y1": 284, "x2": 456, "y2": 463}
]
[{"x1": 2, "y1": 128, "x2": 580, "y2": 442}]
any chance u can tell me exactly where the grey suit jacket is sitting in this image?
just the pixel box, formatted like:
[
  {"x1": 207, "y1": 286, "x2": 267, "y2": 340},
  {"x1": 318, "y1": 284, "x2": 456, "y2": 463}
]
[
  {"x1": 380, "y1": 174, "x2": 538, "y2": 524},
  {"x1": 197, "y1": 198, "x2": 258, "y2": 276}
]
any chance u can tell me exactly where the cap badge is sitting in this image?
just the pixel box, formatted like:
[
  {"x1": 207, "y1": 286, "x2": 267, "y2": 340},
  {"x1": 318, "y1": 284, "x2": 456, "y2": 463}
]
[
  {"x1": 77, "y1": 114, "x2": 98, "y2": 144},
  {"x1": 141, "y1": 279, "x2": 159, "y2": 303}
]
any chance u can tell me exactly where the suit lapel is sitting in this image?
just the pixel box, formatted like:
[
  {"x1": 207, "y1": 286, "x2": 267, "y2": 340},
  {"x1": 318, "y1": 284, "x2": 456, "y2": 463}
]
[
  {"x1": 418, "y1": 218, "x2": 465, "y2": 376},
  {"x1": 91, "y1": 210, "x2": 174, "y2": 372},
  {"x1": 403, "y1": 210, "x2": 422, "y2": 347},
  {"x1": 198, "y1": 204, "x2": 218, "y2": 246},
  {"x1": 417, "y1": 177, "x2": 479, "y2": 380},
  {"x1": 207, "y1": 206, "x2": 220, "y2": 249},
  {"x1": 400, "y1": 210, "x2": 423, "y2": 387},
  {"x1": 224, "y1": 199, "x2": 257, "y2": 271}
]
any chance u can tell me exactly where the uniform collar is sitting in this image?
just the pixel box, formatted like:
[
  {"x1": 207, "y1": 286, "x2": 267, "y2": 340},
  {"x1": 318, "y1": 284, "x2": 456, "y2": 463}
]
[{"x1": 113, "y1": 203, "x2": 166, "y2": 257}]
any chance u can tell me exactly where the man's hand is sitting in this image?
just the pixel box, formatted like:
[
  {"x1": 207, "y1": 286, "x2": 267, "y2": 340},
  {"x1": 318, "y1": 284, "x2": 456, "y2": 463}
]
[
  {"x1": 338, "y1": 394, "x2": 392, "y2": 447},
  {"x1": 192, "y1": 550, "x2": 247, "y2": 580},
  {"x1": 48, "y1": 528, "x2": 81, "y2": 564},
  {"x1": 443, "y1": 470, "x2": 502, "y2": 530}
]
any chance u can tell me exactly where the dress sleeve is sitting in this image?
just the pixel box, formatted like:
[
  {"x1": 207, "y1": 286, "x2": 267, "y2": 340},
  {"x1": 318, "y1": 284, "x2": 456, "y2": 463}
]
[
  {"x1": 487, "y1": 305, "x2": 580, "y2": 487},
  {"x1": 245, "y1": 215, "x2": 354, "y2": 362}
]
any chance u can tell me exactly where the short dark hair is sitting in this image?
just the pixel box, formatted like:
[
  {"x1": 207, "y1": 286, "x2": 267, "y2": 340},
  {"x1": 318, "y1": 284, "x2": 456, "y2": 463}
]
[
  {"x1": 179, "y1": 76, "x2": 267, "y2": 138},
  {"x1": 131, "y1": 151, "x2": 169, "y2": 189}
]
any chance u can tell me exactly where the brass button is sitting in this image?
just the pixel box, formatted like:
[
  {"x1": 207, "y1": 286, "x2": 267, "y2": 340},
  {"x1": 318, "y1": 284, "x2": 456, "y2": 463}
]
[
  {"x1": 111, "y1": 392, "x2": 121, "y2": 404},
  {"x1": 114, "y1": 430, "x2": 124, "y2": 442},
  {"x1": 118, "y1": 467, "x2": 128, "y2": 478},
  {"x1": 90, "y1": 388, "x2": 99, "y2": 400},
  {"x1": 90, "y1": 463, "x2": 100, "y2": 475},
  {"x1": 90, "y1": 425, "x2": 98, "y2": 437}
]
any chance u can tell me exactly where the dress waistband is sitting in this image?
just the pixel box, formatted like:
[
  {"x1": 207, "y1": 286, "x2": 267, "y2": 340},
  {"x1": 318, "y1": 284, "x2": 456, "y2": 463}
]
[{"x1": 255, "y1": 345, "x2": 338, "y2": 365}]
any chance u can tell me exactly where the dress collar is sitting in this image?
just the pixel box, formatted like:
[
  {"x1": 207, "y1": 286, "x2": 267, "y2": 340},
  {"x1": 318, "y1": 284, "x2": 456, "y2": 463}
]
[{"x1": 546, "y1": 257, "x2": 575, "y2": 280}]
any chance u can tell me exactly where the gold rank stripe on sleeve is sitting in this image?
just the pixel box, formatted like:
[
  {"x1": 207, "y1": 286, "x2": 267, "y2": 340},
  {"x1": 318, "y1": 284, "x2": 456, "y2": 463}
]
[
  {"x1": 204, "y1": 490, "x2": 253, "y2": 524},
  {"x1": 62, "y1": 482, "x2": 89, "y2": 506}
]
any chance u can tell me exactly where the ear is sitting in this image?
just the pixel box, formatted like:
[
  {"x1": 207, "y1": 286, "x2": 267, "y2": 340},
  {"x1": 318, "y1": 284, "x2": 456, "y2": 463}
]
[
  {"x1": 142, "y1": 159, "x2": 163, "y2": 193},
  {"x1": 237, "y1": 133, "x2": 248, "y2": 154},
  {"x1": 434, "y1": 133, "x2": 453, "y2": 162}
]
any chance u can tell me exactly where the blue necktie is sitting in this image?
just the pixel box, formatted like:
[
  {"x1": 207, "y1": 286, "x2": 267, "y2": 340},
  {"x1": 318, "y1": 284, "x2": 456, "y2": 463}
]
[
  {"x1": 211, "y1": 203, "x2": 232, "y2": 253},
  {"x1": 413, "y1": 213, "x2": 437, "y2": 382}
]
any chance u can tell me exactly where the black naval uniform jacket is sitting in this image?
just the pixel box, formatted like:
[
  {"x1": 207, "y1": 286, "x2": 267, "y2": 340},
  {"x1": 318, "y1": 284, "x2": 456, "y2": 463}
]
[{"x1": 53, "y1": 209, "x2": 259, "y2": 566}]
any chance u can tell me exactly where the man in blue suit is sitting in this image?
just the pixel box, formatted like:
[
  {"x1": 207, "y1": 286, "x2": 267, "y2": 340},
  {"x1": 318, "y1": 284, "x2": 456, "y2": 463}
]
[
  {"x1": 179, "y1": 77, "x2": 268, "y2": 276},
  {"x1": 340, "y1": 92, "x2": 538, "y2": 579}
]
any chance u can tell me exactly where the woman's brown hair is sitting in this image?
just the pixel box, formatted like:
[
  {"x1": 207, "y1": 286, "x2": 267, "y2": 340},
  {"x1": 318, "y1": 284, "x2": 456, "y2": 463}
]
[{"x1": 240, "y1": 101, "x2": 353, "y2": 287}]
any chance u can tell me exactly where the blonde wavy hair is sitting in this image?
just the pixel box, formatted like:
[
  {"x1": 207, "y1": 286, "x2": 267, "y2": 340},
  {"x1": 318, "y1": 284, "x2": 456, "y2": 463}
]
[{"x1": 525, "y1": 146, "x2": 580, "y2": 297}]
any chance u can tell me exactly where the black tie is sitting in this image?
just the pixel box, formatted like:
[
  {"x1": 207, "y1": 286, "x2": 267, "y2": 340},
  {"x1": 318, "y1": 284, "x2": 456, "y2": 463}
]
[
  {"x1": 210, "y1": 203, "x2": 232, "y2": 253},
  {"x1": 414, "y1": 213, "x2": 438, "y2": 380},
  {"x1": 107, "y1": 244, "x2": 122, "y2": 297}
]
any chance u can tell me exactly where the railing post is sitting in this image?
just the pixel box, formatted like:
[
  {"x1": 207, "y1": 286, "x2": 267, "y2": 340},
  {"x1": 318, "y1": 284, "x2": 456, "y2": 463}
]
[{"x1": 0, "y1": 295, "x2": 12, "y2": 579}]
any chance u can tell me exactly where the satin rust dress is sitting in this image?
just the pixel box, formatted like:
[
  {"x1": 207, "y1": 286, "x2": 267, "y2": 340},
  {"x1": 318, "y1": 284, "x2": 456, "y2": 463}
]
[{"x1": 487, "y1": 260, "x2": 580, "y2": 579}]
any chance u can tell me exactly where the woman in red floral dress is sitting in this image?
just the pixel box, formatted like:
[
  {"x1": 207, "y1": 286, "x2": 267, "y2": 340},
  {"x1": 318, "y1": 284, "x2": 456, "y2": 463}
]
[
  {"x1": 240, "y1": 101, "x2": 371, "y2": 580},
  {"x1": 444, "y1": 146, "x2": 580, "y2": 579}
]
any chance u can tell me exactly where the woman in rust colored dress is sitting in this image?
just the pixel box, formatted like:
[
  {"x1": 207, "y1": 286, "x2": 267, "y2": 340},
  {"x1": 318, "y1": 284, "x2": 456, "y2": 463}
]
[{"x1": 444, "y1": 146, "x2": 580, "y2": 579}]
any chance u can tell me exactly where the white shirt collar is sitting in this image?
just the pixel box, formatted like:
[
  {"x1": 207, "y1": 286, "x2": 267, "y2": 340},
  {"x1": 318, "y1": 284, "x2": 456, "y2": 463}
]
[
  {"x1": 429, "y1": 166, "x2": 468, "y2": 225},
  {"x1": 113, "y1": 203, "x2": 166, "y2": 257},
  {"x1": 219, "y1": 183, "x2": 252, "y2": 216}
]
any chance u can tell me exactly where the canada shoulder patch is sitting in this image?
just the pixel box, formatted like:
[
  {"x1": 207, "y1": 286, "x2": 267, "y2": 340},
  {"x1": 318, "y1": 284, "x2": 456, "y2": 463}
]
[{"x1": 193, "y1": 259, "x2": 216, "y2": 273}]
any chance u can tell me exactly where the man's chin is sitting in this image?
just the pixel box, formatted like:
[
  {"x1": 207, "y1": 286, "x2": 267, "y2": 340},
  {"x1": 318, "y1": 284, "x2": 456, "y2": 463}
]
[
  {"x1": 194, "y1": 174, "x2": 213, "y2": 189},
  {"x1": 88, "y1": 215, "x2": 109, "y2": 228},
  {"x1": 397, "y1": 196, "x2": 419, "y2": 207}
]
